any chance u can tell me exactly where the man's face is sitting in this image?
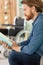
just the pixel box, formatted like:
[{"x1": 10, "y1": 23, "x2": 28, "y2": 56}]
[{"x1": 23, "y1": 4, "x2": 33, "y2": 20}]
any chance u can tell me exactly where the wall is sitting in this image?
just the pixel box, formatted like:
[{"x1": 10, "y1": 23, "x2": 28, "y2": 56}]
[{"x1": 0, "y1": 0, "x2": 16, "y2": 28}]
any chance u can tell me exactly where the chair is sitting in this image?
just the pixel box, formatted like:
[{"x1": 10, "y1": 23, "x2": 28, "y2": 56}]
[
  {"x1": 15, "y1": 20, "x2": 33, "y2": 43},
  {"x1": 8, "y1": 17, "x2": 24, "y2": 37}
]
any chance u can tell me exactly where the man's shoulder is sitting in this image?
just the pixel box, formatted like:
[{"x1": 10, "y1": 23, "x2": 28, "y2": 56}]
[
  {"x1": 35, "y1": 13, "x2": 43, "y2": 25},
  {"x1": 38, "y1": 13, "x2": 43, "y2": 19},
  {"x1": 33, "y1": 13, "x2": 43, "y2": 34}
]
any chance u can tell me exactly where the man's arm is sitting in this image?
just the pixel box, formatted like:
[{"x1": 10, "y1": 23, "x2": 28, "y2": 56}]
[
  {"x1": 21, "y1": 20, "x2": 43, "y2": 54},
  {"x1": 21, "y1": 34, "x2": 43, "y2": 54}
]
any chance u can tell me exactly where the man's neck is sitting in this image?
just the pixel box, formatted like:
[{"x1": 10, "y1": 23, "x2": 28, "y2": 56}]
[{"x1": 32, "y1": 12, "x2": 40, "y2": 21}]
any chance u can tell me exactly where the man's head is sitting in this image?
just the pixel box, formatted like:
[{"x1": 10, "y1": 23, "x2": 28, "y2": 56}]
[{"x1": 21, "y1": 0, "x2": 43, "y2": 20}]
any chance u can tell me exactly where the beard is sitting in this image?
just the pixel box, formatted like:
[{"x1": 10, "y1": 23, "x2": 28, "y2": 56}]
[{"x1": 25, "y1": 13, "x2": 34, "y2": 21}]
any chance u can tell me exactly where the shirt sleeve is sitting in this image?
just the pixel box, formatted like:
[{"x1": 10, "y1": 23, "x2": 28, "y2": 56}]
[
  {"x1": 21, "y1": 20, "x2": 43, "y2": 54},
  {"x1": 18, "y1": 32, "x2": 32, "y2": 46}
]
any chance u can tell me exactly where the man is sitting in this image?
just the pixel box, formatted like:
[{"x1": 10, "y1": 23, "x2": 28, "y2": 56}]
[{"x1": 3, "y1": 0, "x2": 43, "y2": 65}]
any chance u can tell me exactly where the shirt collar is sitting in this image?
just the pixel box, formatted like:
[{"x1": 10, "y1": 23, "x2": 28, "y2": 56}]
[{"x1": 32, "y1": 13, "x2": 41, "y2": 26}]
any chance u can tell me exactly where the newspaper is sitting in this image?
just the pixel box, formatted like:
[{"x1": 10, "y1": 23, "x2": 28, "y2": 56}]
[{"x1": 0, "y1": 32, "x2": 12, "y2": 47}]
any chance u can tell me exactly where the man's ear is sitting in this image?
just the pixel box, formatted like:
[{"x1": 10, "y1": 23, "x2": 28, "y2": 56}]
[{"x1": 31, "y1": 6, "x2": 36, "y2": 13}]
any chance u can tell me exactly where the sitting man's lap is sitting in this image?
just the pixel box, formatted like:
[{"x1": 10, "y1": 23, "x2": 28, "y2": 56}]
[{"x1": 8, "y1": 50, "x2": 41, "y2": 65}]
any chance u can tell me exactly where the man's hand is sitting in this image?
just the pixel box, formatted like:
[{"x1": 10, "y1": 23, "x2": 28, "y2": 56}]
[
  {"x1": 11, "y1": 40, "x2": 21, "y2": 52},
  {"x1": 2, "y1": 40, "x2": 21, "y2": 52}
]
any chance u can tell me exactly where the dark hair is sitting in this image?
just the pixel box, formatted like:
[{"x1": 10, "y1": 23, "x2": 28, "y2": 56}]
[
  {"x1": 35, "y1": 6, "x2": 42, "y2": 12},
  {"x1": 28, "y1": 4, "x2": 42, "y2": 13},
  {"x1": 21, "y1": 0, "x2": 43, "y2": 12}
]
